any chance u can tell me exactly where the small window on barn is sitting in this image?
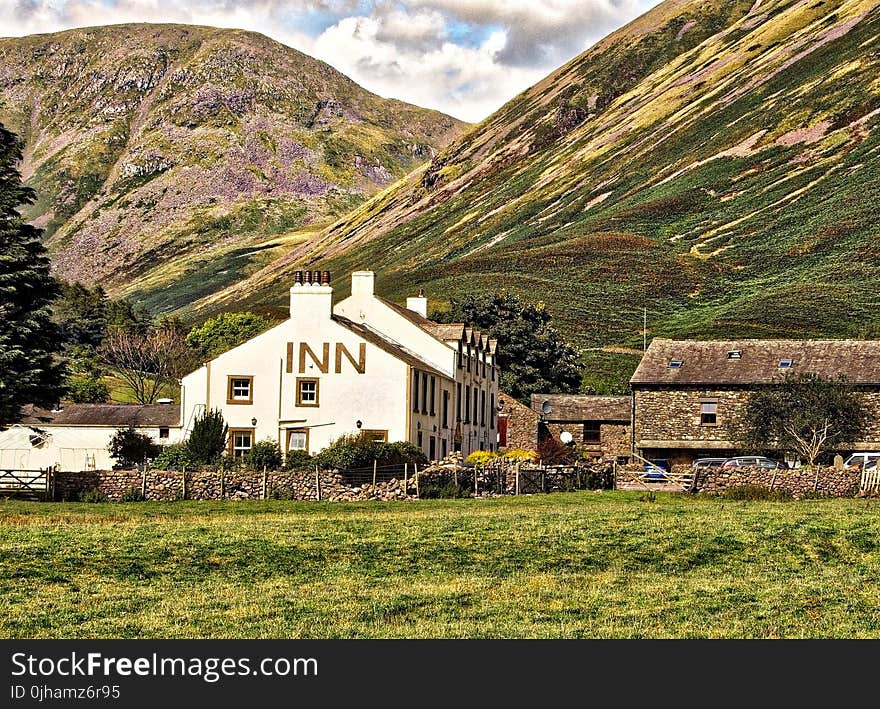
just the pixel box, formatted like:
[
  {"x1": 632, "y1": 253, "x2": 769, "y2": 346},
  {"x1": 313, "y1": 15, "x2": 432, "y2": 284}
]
[
  {"x1": 727, "y1": 350, "x2": 742, "y2": 360},
  {"x1": 779, "y1": 359, "x2": 793, "y2": 369},
  {"x1": 700, "y1": 402, "x2": 718, "y2": 426},
  {"x1": 159, "y1": 427, "x2": 169, "y2": 439},
  {"x1": 668, "y1": 360, "x2": 683, "y2": 368},
  {"x1": 583, "y1": 422, "x2": 601, "y2": 444}
]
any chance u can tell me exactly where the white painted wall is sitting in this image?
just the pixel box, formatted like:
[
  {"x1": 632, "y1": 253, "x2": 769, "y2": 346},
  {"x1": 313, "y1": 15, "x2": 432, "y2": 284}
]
[{"x1": 0, "y1": 425, "x2": 183, "y2": 472}]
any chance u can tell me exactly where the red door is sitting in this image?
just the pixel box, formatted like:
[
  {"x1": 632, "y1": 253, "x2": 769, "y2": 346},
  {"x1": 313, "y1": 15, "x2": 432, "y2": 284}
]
[{"x1": 498, "y1": 416, "x2": 508, "y2": 447}]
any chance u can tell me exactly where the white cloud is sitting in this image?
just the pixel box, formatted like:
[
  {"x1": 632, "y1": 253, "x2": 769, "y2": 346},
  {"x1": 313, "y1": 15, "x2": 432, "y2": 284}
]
[{"x1": 3, "y1": 0, "x2": 661, "y2": 122}]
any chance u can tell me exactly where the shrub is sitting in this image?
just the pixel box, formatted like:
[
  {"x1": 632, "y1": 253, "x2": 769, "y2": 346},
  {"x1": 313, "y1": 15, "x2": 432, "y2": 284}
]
[
  {"x1": 244, "y1": 439, "x2": 283, "y2": 471},
  {"x1": 283, "y1": 450, "x2": 314, "y2": 471},
  {"x1": 313, "y1": 433, "x2": 427, "y2": 470},
  {"x1": 502, "y1": 449, "x2": 536, "y2": 462},
  {"x1": 66, "y1": 376, "x2": 109, "y2": 403},
  {"x1": 78, "y1": 488, "x2": 107, "y2": 503},
  {"x1": 537, "y1": 436, "x2": 575, "y2": 465},
  {"x1": 151, "y1": 443, "x2": 195, "y2": 471},
  {"x1": 269, "y1": 486, "x2": 296, "y2": 500},
  {"x1": 108, "y1": 427, "x2": 160, "y2": 467},
  {"x1": 420, "y1": 479, "x2": 471, "y2": 499},
  {"x1": 121, "y1": 487, "x2": 145, "y2": 502},
  {"x1": 187, "y1": 408, "x2": 228, "y2": 465},
  {"x1": 722, "y1": 485, "x2": 793, "y2": 501},
  {"x1": 466, "y1": 450, "x2": 498, "y2": 466}
]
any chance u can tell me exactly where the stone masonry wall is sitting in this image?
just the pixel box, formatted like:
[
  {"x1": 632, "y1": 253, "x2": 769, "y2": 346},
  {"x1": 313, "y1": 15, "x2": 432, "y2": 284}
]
[
  {"x1": 615, "y1": 463, "x2": 861, "y2": 499},
  {"x1": 498, "y1": 396, "x2": 539, "y2": 452},
  {"x1": 54, "y1": 469, "x2": 412, "y2": 502}
]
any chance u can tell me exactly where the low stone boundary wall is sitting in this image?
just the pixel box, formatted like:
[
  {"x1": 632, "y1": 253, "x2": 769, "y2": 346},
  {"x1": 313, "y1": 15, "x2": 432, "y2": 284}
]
[
  {"x1": 54, "y1": 469, "x2": 411, "y2": 502},
  {"x1": 615, "y1": 464, "x2": 861, "y2": 498}
]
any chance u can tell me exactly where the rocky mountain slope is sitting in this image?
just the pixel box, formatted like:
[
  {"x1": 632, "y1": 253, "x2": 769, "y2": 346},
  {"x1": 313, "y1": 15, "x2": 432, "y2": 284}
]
[
  {"x1": 0, "y1": 24, "x2": 465, "y2": 311},
  {"x1": 201, "y1": 0, "x2": 880, "y2": 351}
]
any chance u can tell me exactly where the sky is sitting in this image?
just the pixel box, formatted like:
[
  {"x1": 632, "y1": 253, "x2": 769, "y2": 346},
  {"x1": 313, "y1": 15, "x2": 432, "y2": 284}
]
[{"x1": 4, "y1": 1, "x2": 661, "y2": 122}]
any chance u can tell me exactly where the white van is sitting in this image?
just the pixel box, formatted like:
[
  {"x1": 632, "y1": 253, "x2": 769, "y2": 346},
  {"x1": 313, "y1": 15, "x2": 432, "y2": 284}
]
[{"x1": 843, "y1": 452, "x2": 880, "y2": 469}]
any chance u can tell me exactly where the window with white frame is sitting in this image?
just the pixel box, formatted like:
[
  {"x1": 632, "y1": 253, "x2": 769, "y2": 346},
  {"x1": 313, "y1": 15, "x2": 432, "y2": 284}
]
[
  {"x1": 297, "y1": 378, "x2": 319, "y2": 406},
  {"x1": 230, "y1": 429, "x2": 254, "y2": 458},
  {"x1": 287, "y1": 430, "x2": 308, "y2": 452}
]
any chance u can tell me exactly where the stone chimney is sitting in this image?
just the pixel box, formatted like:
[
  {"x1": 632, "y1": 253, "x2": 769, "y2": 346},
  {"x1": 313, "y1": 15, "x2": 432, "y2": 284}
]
[
  {"x1": 351, "y1": 271, "x2": 376, "y2": 297},
  {"x1": 290, "y1": 270, "x2": 332, "y2": 322},
  {"x1": 406, "y1": 288, "x2": 428, "y2": 318}
]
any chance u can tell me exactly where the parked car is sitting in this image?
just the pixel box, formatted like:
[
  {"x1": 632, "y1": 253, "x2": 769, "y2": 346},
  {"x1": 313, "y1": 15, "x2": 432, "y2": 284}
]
[
  {"x1": 721, "y1": 456, "x2": 787, "y2": 469},
  {"x1": 843, "y1": 452, "x2": 880, "y2": 470},
  {"x1": 692, "y1": 457, "x2": 729, "y2": 468},
  {"x1": 644, "y1": 458, "x2": 671, "y2": 479}
]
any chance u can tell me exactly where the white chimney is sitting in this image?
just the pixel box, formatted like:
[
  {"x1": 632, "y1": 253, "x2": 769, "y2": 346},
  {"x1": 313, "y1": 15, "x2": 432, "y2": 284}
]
[
  {"x1": 351, "y1": 271, "x2": 375, "y2": 297},
  {"x1": 406, "y1": 288, "x2": 428, "y2": 318},
  {"x1": 290, "y1": 270, "x2": 332, "y2": 322}
]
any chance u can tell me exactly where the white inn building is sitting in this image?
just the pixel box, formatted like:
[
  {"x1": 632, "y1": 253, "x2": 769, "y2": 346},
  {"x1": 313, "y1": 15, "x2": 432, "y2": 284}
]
[{"x1": 180, "y1": 270, "x2": 500, "y2": 460}]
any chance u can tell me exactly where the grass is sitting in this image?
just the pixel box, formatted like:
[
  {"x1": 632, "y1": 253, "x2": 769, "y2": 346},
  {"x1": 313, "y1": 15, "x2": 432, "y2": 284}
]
[{"x1": 2, "y1": 491, "x2": 879, "y2": 638}]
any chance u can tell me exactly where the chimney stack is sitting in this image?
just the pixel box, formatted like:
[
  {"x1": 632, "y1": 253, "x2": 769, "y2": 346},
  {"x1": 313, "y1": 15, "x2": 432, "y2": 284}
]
[
  {"x1": 351, "y1": 271, "x2": 376, "y2": 297},
  {"x1": 290, "y1": 270, "x2": 333, "y2": 321},
  {"x1": 406, "y1": 288, "x2": 428, "y2": 318}
]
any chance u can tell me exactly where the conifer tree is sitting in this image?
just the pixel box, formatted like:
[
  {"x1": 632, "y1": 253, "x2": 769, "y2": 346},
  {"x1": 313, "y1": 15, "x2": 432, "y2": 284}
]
[{"x1": 0, "y1": 123, "x2": 65, "y2": 426}]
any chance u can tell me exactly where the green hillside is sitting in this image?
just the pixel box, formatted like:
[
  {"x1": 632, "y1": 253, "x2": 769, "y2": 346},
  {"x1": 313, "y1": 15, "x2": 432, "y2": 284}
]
[
  {"x1": 0, "y1": 24, "x2": 466, "y2": 310},
  {"x1": 198, "y1": 0, "x2": 880, "y2": 354}
]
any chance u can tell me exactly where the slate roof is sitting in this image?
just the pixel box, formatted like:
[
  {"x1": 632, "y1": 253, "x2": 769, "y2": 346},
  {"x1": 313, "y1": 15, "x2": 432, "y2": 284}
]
[
  {"x1": 423, "y1": 323, "x2": 467, "y2": 342},
  {"x1": 530, "y1": 394, "x2": 631, "y2": 422},
  {"x1": 19, "y1": 404, "x2": 181, "y2": 427},
  {"x1": 631, "y1": 339, "x2": 880, "y2": 386},
  {"x1": 332, "y1": 315, "x2": 448, "y2": 378}
]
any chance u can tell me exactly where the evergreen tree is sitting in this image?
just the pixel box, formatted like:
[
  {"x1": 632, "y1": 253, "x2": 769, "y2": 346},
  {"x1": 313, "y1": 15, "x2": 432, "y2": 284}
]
[
  {"x1": 186, "y1": 408, "x2": 228, "y2": 465},
  {"x1": 0, "y1": 123, "x2": 65, "y2": 426},
  {"x1": 434, "y1": 292, "x2": 582, "y2": 403}
]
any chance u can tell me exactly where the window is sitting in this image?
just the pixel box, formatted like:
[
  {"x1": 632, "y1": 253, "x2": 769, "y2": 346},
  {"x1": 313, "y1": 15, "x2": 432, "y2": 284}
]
[
  {"x1": 229, "y1": 428, "x2": 254, "y2": 458},
  {"x1": 480, "y1": 390, "x2": 486, "y2": 426},
  {"x1": 668, "y1": 360, "x2": 683, "y2": 368},
  {"x1": 430, "y1": 376, "x2": 436, "y2": 415},
  {"x1": 412, "y1": 370, "x2": 420, "y2": 412},
  {"x1": 465, "y1": 386, "x2": 471, "y2": 422},
  {"x1": 417, "y1": 430, "x2": 423, "y2": 448},
  {"x1": 227, "y1": 376, "x2": 253, "y2": 405},
  {"x1": 442, "y1": 391, "x2": 449, "y2": 428},
  {"x1": 472, "y1": 391, "x2": 478, "y2": 424},
  {"x1": 159, "y1": 427, "x2": 169, "y2": 439},
  {"x1": 441, "y1": 439, "x2": 447, "y2": 458},
  {"x1": 456, "y1": 383, "x2": 462, "y2": 422},
  {"x1": 287, "y1": 429, "x2": 309, "y2": 452},
  {"x1": 296, "y1": 378, "x2": 319, "y2": 407},
  {"x1": 429, "y1": 436, "x2": 436, "y2": 461},
  {"x1": 700, "y1": 401, "x2": 718, "y2": 426},
  {"x1": 583, "y1": 422, "x2": 601, "y2": 444},
  {"x1": 779, "y1": 359, "x2": 793, "y2": 369},
  {"x1": 727, "y1": 350, "x2": 742, "y2": 360},
  {"x1": 490, "y1": 393, "x2": 495, "y2": 429},
  {"x1": 421, "y1": 373, "x2": 428, "y2": 414},
  {"x1": 361, "y1": 429, "x2": 388, "y2": 442}
]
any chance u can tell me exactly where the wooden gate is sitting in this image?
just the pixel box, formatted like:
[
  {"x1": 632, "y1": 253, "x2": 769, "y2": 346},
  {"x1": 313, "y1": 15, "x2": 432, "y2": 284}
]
[
  {"x1": 861, "y1": 467, "x2": 880, "y2": 495},
  {"x1": 0, "y1": 468, "x2": 54, "y2": 499}
]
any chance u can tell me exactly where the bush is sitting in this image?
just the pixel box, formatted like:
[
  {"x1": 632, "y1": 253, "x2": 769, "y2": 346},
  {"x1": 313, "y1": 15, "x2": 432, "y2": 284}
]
[
  {"x1": 121, "y1": 487, "x2": 145, "y2": 502},
  {"x1": 187, "y1": 408, "x2": 228, "y2": 465},
  {"x1": 66, "y1": 376, "x2": 109, "y2": 403},
  {"x1": 151, "y1": 443, "x2": 195, "y2": 471},
  {"x1": 269, "y1": 486, "x2": 296, "y2": 500},
  {"x1": 108, "y1": 427, "x2": 160, "y2": 467},
  {"x1": 283, "y1": 450, "x2": 314, "y2": 471},
  {"x1": 722, "y1": 485, "x2": 793, "y2": 501},
  {"x1": 502, "y1": 449, "x2": 536, "y2": 462},
  {"x1": 78, "y1": 488, "x2": 107, "y2": 503},
  {"x1": 420, "y1": 479, "x2": 471, "y2": 499},
  {"x1": 537, "y1": 436, "x2": 575, "y2": 465},
  {"x1": 313, "y1": 433, "x2": 427, "y2": 470},
  {"x1": 466, "y1": 450, "x2": 498, "y2": 466},
  {"x1": 244, "y1": 439, "x2": 283, "y2": 471}
]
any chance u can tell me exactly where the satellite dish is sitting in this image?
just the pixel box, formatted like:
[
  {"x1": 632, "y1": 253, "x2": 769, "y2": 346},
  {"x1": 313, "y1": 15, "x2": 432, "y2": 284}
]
[
  {"x1": 541, "y1": 400, "x2": 552, "y2": 416},
  {"x1": 560, "y1": 431, "x2": 573, "y2": 445}
]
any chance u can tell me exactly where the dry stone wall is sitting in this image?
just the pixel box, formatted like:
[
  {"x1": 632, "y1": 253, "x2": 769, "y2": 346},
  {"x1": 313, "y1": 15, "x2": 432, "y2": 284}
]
[{"x1": 615, "y1": 463, "x2": 861, "y2": 498}]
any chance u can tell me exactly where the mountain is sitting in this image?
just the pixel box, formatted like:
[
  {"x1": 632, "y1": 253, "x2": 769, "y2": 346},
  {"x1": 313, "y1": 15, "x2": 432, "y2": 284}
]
[
  {"x1": 200, "y1": 0, "x2": 880, "y2": 360},
  {"x1": 0, "y1": 24, "x2": 466, "y2": 311}
]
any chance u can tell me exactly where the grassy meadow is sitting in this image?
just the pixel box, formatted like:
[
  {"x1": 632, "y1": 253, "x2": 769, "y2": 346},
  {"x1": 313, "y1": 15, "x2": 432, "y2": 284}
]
[{"x1": 2, "y1": 491, "x2": 880, "y2": 638}]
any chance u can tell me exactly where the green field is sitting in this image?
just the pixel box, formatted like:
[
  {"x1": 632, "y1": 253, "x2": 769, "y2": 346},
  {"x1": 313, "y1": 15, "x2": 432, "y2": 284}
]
[{"x1": 2, "y1": 492, "x2": 879, "y2": 638}]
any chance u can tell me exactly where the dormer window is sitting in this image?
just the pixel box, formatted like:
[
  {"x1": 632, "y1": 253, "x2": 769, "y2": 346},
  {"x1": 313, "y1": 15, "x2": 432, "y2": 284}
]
[
  {"x1": 727, "y1": 350, "x2": 742, "y2": 360},
  {"x1": 779, "y1": 359, "x2": 793, "y2": 369},
  {"x1": 668, "y1": 360, "x2": 683, "y2": 369}
]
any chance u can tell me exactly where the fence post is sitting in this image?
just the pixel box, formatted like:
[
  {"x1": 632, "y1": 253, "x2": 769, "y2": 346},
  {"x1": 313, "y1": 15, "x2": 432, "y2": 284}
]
[
  {"x1": 262, "y1": 466, "x2": 268, "y2": 500},
  {"x1": 372, "y1": 459, "x2": 377, "y2": 488},
  {"x1": 403, "y1": 463, "x2": 408, "y2": 497},
  {"x1": 474, "y1": 466, "x2": 479, "y2": 497},
  {"x1": 415, "y1": 463, "x2": 420, "y2": 499},
  {"x1": 541, "y1": 470, "x2": 546, "y2": 493},
  {"x1": 316, "y1": 465, "x2": 322, "y2": 501},
  {"x1": 182, "y1": 469, "x2": 187, "y2": 500},
  {"x1": 515, "y1": 462, "x2": 520, "y2": 496},
  {"x1": 220, "y1": 467, "x2": 225, "y2": 499},
  {"x1": 141, "y1": 467, "x2": 147, "y2": 500},
  {"x1": 454, "y1": 468, "x2": 458, "y2": 487}
]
